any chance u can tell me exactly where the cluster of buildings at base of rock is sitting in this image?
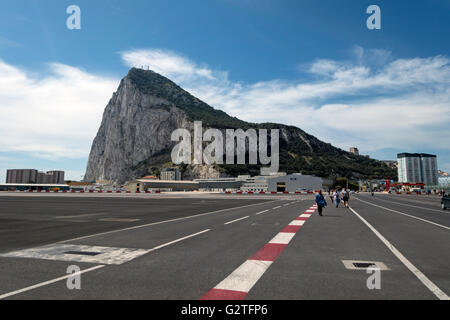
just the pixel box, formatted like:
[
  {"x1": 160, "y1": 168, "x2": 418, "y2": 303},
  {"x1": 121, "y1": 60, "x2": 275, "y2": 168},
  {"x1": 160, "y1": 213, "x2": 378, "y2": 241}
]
[
  {"x1": 6, "y1": 169, "x2": 65, "y2": 184},
  {"x1": 1, "y1": 150, "x2": 449, "y2": 192}
]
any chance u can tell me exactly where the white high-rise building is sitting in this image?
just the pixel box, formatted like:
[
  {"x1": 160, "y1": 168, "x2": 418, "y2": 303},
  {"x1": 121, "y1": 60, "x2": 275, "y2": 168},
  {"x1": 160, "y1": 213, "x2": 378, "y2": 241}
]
[{"x1": 397, "y1": 153, "x2": 438, "y2": 186}]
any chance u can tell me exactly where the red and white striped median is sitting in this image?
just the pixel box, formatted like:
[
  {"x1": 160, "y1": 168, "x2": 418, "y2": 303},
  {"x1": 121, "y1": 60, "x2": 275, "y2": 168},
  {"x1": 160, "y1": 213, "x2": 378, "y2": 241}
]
[
  {"x1": 223, "y1": 191, "x2": 315, "y2": 195},
  {"x1": 201, "y1": 203, "x2": 318, "y2": 300}
]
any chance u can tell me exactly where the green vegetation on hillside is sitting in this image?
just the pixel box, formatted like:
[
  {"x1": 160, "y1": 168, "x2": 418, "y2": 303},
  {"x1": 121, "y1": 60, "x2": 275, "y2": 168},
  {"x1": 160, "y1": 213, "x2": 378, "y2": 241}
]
[{"x1": 127, "y1": 68, "x2": 397, "y2": 180}]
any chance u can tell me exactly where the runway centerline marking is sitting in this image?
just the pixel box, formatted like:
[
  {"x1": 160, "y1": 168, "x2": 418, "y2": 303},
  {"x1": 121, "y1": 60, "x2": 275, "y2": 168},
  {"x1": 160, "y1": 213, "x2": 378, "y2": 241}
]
[
  {"x1": 369, "y1": 197, "x2": 446, "y2": 214},
  {"x1": 58, "y1": 200, "x2": 278, "y2": 244},
  {"x1": 224, "y1": 216, "x2": 249, "y2": 225},
  {"x1": 0, "y1": 265, "x2": 105, "y2": 300},
  {"x1": 99, "y1": 218, "x2": 141, "y2": 222},
  {"x1": 55, "y1": 212, "x2": 106, "y2": 219},
  {"x1": 146, "y1": 229, "x2": 210, "y2": 252},
  {"x1": 355, "y1": 197, "x2": 450, "y2": 230},
  {"x1": 349, "y1": 206, "x2": 449, "y2": 300}
]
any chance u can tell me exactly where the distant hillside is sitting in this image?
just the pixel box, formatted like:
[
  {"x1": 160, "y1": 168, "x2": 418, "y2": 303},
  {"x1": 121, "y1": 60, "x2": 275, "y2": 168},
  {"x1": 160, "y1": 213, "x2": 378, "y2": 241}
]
[{"x1": 84, "y1": 68, "x2": 396, "y2": 184}]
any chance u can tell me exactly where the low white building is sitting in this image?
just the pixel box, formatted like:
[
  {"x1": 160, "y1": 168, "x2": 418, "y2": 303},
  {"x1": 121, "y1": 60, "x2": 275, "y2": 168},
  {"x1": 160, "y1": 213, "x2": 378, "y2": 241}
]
[
  {"x1": 240, "y1": 176, "x2": 269, "y2": 192},
  {"x1": 267, "y1": 174, "x2": 323, "y2": 192}
]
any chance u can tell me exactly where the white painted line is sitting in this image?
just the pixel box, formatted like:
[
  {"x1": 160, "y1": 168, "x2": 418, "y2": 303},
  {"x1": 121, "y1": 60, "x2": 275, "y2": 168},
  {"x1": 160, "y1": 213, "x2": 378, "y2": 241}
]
[
  {"x1": 99, "y1": 218, "x2": 141, "y2": 222},
  {"x1": 59, "y1": 200, "x2": 277, "y2": 244},
  {"x1": 55, "y1": 212, "x2": 105, "y2": 219},
  {"x1": 283, "y1": 203, "x2": 290, "y2": 207},
  {"x1": 299, "y1": 213, "x2": 312, "y2": 218},
  {"x1": 349, "y1": 206, "x2": 449, "y2": 300},
  {"x1": 305, "y1": 210, "x2": 315, "y2": 213},
  {"x1": 0, "y1": 265, "x2": 105, "y2": 300},
  {"x1": 272, "y1": 206, "x2": 282, "y2": 209},
  {"x1": 269, "y1": 232, "x2": 296, "y2": 244},
  {"x1": 214, "y1": 260, "x2": 272, "y2": 293},
  {"x1": 289, "y1": 220, "x2": 305, "y2": 226},
  {"x1": 355, "y1": 197, "x2": 450, "y2": 230},
  {"x1": 224, "y1": 216, "x2": 249, "y2": 225},
  {"x1": 147, "y1": 229, "x2": 210, "y2": 251},
  {"x1": 370, "y1": 197, "x2": 446, "y2": 214},
  {"x1": 0, "y1": 244, "x2": 149, "y2": 265},
  {"x1": 255, "y1": 210, "x2": 269, "y2": 215}
]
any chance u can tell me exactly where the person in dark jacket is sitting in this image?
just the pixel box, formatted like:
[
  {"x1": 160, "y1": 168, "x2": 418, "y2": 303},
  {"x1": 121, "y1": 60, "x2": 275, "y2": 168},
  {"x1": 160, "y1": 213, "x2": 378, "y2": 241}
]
[
  {"x1": 342, "y1": 188, "x2": 350, "y2": 208},
  {"x1": 315, "y1": 190, "x2": 327, "y2": 216}
]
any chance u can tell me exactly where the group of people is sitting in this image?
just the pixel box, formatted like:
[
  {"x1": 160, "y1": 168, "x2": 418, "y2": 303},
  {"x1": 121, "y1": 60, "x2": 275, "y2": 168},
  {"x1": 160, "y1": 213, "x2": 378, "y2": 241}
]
[{"x1": 315, "y1": 188, "x2": 351, "y2": 216}]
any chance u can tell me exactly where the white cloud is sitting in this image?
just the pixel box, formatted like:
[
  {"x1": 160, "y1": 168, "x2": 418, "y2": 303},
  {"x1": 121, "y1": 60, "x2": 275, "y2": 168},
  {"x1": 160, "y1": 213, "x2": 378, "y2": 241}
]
[
  {"x1": 1, "y1": 46, "x2": 449, "y2": 176},
  {"x1": 0, "y1": 61, "x2": 119, "y2": 159},
  {"x1": 121, "y1": 49, "x2": 227, "y2": 84},
  {"x1": 121, "y1": 48, "x2": 450, "y2": 169}
]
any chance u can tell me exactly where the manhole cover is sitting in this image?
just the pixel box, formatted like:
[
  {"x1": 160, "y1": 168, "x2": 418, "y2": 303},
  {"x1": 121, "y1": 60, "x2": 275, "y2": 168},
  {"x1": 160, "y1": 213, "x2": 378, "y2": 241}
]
[
  {"x1": 342, "y1": 260, "x2": 389, "y2": 270},
  {"x1": 64, "y1": 251, "x2": 101, "y2": 256},
  {"x1": 353, "y1": 262, "x2": 376, "y2": 268}
]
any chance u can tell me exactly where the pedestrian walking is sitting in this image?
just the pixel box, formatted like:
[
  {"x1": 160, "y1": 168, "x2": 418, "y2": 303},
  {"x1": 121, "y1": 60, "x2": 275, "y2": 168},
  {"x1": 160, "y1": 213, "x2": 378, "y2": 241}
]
[
  {"x1": 342, "y1": 188, "x2": 350, "y2": 208},
  {"x1": 334, "y1": 189, "x2": 341, "y2": 207},
  {"x1": 315, "y1": 190, "x2": 327, "y2": 216}
]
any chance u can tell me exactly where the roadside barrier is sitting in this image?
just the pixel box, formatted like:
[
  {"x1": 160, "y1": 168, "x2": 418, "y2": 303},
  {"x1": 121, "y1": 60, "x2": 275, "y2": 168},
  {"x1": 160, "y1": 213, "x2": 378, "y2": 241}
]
[
  {"x1": 14, "y1": 190, "x2": 162, "y2": 194},
  {"x1": 11, "y1": 189, "x2": 316, "y2": 195},
  {"x1": 223, "y1": 191, "x2": 313, "y2": 195}
]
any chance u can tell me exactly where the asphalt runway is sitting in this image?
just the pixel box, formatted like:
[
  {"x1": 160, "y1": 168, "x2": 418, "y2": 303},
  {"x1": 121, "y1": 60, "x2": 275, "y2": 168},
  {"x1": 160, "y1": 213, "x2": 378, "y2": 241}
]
[{"x1": 0, "y1": 192, "x2": 448, "y2": 300}]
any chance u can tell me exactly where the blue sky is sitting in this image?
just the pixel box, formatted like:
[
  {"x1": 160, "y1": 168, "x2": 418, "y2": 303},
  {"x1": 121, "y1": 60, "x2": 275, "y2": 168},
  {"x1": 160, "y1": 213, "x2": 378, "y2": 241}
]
[{"x1": 0, "y1": 0, "x2": 449, "y2": 181}]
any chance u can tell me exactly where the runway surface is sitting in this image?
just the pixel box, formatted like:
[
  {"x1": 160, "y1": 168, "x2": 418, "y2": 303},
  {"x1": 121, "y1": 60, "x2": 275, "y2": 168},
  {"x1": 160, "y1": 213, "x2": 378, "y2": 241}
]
[{"x1": 0, "y1": 192, "x2": 448, "y2": 299}]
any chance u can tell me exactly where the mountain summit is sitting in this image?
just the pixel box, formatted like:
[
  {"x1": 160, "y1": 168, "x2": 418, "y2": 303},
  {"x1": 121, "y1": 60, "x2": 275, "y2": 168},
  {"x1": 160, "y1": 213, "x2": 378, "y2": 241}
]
[{"x1": 84, "y1": 68, "x2": 396, "y2": 185}]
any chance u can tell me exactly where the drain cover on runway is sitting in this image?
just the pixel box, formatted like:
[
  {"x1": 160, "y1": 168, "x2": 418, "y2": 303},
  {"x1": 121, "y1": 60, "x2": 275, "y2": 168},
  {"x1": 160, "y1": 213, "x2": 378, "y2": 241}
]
[
  {"x1": 342, "y1": 260, "x2": 389, "y2": 270},
  {"x1": 353, "y1": 262, "x2": 375, "y2": 268},
  {"x1": 0, "y1": 244, "x2": 149, "y2": 265},
  {"x1": 64, "y1": 251, "x2": 101, "y2": 256}
]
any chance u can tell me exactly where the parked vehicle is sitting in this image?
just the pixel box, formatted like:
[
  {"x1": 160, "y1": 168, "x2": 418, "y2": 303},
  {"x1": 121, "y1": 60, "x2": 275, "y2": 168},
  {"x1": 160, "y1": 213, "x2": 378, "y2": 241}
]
[{"x1": 442, "y1": 193, "x2": 450, "y2": 210}]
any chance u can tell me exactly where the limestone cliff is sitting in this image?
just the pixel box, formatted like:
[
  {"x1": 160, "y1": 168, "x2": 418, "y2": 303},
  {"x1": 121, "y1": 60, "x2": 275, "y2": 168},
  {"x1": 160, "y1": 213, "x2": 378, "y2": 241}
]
[{"x1": 84, "y1": 68, "x2": 396, "y2": 185}]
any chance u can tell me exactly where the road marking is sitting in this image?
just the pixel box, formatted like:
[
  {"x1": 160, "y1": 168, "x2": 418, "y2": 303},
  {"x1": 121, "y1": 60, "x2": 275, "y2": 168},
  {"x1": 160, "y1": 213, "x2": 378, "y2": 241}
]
[
  {"x1": 58, "y1": 200, "x2": 277, "y2": 244},
  {"x1": 0, "y1": 229, "x2": 211, "y2": 299},
  {"x1": 268, "y1": 232, "x2": 296, "y2": 244},
  {"x1": 55, "y1": 212, "x2": 105, "y2": 219},
  {"x1": 370, "y1": 197, "x2": 445, "y2": 214},
  {"x1": 210, "y1": 260, "x2": 273, "y2": 294},
  {"x1": 355, "y1": 197, "x2": 450, "y2": 230},
  {"x1": 0, "y1": 265, "x2": 105, "y2": 300},
  {"x1": 283, "y1": 203, "x2": 290, "y2": 207},
  {"x1": 224, "y1": 216, "x2": 249, "y2": 225},
  {"x1": 147, "y1": 229, "x2": 210, "y2": 251},
  {"x1": 349, "y1": 206, "x2": 449, "y2": 300},
  {"x1": 0, "y1": 244, "x2": 149, "y2": 265},
  {"x1": 289, "y1": 220, "x2": 305, "y2": 226},
  {"x1": 272, "y1": 206, "x2": 282, "y2": 209},
  {"x1": 300, "y1": 213, "x2": 312, "y2": 218},
  {"x1": 255, "y1": 210, "x2": 269, "y2": 215},
  {"x1": 99, "y1": 218, "x2": 141, "y2": 222},
  {"x1": 201, "y1": 203, "x2": 315, "y2": 300}
]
